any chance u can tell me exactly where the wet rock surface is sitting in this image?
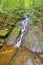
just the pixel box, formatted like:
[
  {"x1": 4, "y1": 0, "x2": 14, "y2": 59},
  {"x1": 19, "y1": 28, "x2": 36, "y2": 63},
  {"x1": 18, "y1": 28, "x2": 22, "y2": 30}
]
[
  {"x1": 23, "y1": 24, "x2": 43, "y2": 53},
  {"x1": 0, "y1": 45, "x2": 43, "y2": 65},
  {"x1": 6, "y1": 27, "x2": 21, "y2": 45}
]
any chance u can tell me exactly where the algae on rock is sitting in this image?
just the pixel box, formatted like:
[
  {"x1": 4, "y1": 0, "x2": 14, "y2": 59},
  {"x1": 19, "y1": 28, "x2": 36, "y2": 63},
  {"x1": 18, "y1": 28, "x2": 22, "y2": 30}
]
[
  {"x1": 0, "y1": 29, "x2": 10, "y2": 38},
  {"x1": 6, "y1": 27, "x2": 21, "y2": 45}
]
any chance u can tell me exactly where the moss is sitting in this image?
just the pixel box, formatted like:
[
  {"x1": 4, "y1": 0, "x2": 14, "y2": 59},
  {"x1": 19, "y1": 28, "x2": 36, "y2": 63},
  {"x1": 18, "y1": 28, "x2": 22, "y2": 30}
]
[
  {"x1": 0, "y1": 39, "x2": 5, "y2": 48},
  {"x1": 6, "y1": 27, "x2": 21, "y2": 45},
  {"x1": 12, "y1": 27, "x2": 21, "y2": 35},
  {"x1": 0, "y1": 29, "x2": 9, "y2": 37}
]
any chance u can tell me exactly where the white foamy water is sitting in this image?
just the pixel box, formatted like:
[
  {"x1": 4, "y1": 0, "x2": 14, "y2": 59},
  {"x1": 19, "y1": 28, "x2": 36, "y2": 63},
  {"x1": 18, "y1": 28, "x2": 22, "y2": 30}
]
[{"x1": 15, "y1": 16, "x2": 31, "y2": 47}]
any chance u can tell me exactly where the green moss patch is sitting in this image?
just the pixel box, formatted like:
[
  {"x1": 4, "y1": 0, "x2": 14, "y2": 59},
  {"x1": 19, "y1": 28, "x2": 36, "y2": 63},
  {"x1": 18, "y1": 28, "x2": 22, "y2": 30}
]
[
  {"x1": 12, "y1": 27, "x2": 21, "y2": 35},
  {"x1": 0, "y1": 39, "x2": 5, "y2": 48},
  {"x1": 0, "y1": 29, "x2": 9, "y2": 37},
  {"x1": 6, "y1": 27, "x2": 21, "y2": 45}
]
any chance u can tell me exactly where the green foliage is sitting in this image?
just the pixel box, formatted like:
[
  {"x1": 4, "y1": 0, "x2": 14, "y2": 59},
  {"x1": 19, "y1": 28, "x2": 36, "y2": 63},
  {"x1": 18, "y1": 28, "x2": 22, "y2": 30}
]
[
  {"x1": 0, "y1": 0, "x2": 19, "y2": 13},
  {"x1": 32, "y1": 0, "x2": 43, "y2": 10},
  {"x1": 0, "y1": 0, "x2": 43, "y2": 13},
  {"x1": 0, "y1": 0, "x2": 43, "y2": 22}
]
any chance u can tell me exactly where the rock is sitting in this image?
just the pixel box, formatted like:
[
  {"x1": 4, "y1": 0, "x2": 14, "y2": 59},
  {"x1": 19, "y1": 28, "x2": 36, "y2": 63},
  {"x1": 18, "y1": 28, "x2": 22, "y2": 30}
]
[
  {"x1": 8, "y1": 46, "x2": 30, "y2": 65},
  {"x1": 0, "y1": 29, "x2": 10, "y2": 38},
  {"x1": 0, "y1": 38, "x2": 5, "y2": 48},
  {"x1": 0, "y1": 45, "x2": 17, "y2": 65},
  {"x1": 6, "y1": 27, "x2": 21, "y2": 45},
  {"x1": 40, "y1": 54, "x2": 43, "y2": 59},
  {"x1": 23, "y1": 26, "x2": 43, "y2": 53},
  {"x1": 26, "y1": 58, "x2": 33, "y2": 65}
]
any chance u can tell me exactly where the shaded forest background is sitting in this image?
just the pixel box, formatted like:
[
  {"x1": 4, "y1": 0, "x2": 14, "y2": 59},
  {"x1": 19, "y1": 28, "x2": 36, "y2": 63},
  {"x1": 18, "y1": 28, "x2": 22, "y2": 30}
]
[{"x1": 0, "y1": 0, "x2": 43, "y2": 13}]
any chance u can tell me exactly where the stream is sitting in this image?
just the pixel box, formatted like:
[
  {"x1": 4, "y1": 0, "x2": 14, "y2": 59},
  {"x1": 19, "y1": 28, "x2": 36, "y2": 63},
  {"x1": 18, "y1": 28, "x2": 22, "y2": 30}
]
[
  {"x1": 6, "y1": 15, "x2": 43, "y2": 53},
  {"x1": 14, "y1": 15, "x2": 31, "y2": 47},
  {"x1": 6, "y1": 15, "x2": 31, "y2": 46},
  {"x1": 0, "y1": 15, "x2": 43, "y2": 65}
]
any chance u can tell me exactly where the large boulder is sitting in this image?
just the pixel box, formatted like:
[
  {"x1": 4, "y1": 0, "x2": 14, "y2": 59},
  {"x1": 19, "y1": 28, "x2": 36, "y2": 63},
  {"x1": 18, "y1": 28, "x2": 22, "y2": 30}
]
[{"x1": 23, "y1": 26, "x2": 43, "y2": 53}]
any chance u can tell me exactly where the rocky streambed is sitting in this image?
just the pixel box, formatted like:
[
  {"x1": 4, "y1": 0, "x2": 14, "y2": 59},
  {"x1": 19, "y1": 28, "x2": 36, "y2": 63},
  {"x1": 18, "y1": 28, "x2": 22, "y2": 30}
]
[
  {"x1": 0, "y1": 11, "x2": 43, "y2": 65},
  {"x1": 0, "y1": 45, "x2": 43, "y2": 65}
]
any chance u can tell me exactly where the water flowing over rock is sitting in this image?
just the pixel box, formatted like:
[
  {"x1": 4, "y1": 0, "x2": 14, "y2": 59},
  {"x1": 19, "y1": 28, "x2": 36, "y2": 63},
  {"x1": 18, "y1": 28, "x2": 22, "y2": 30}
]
[
  {"x1": 6, "y1": 27, "x2": 21, "y2": 45},
  {"x1": 15, "y1": 16, "x2": 31, "y2": 47},
  {"x1": 6, "y1": 15, "x2": 43, "y2": 53},
  {"x1": 6, "y1": 15, "x2": 31, "y2": 46}
]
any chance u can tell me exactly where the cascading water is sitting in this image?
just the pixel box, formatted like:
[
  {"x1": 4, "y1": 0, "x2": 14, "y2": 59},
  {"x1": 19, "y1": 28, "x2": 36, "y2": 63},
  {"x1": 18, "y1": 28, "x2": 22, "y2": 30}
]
[
  {"x1": 6, "y1": 15, "x2": 31, "y2": 47},
  {"x1": 15, "y1": 16, "x2": 31, "y2": 47}
]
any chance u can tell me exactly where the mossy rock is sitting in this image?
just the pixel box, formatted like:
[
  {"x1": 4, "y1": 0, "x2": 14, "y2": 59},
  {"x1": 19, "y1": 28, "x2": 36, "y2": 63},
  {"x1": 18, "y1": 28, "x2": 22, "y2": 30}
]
[
  {"x1": 0, "y1": 29, "x2": 10, "y2": 38},
  {"x1": 0, "y1": 39, "x2": 5, "y2": 48},
  {"x1": 6, "y1": 27, "x2": 21, "y2": 45},
  {"x1": 12, "y1": 27, "x2": 21, "y2": 35}
]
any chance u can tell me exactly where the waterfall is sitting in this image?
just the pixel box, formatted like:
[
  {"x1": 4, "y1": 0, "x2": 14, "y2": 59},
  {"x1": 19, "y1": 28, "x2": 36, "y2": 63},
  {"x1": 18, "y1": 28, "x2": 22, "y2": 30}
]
[{"x1": 15, "y1": 16, "x2": 31, "y2": 47}]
